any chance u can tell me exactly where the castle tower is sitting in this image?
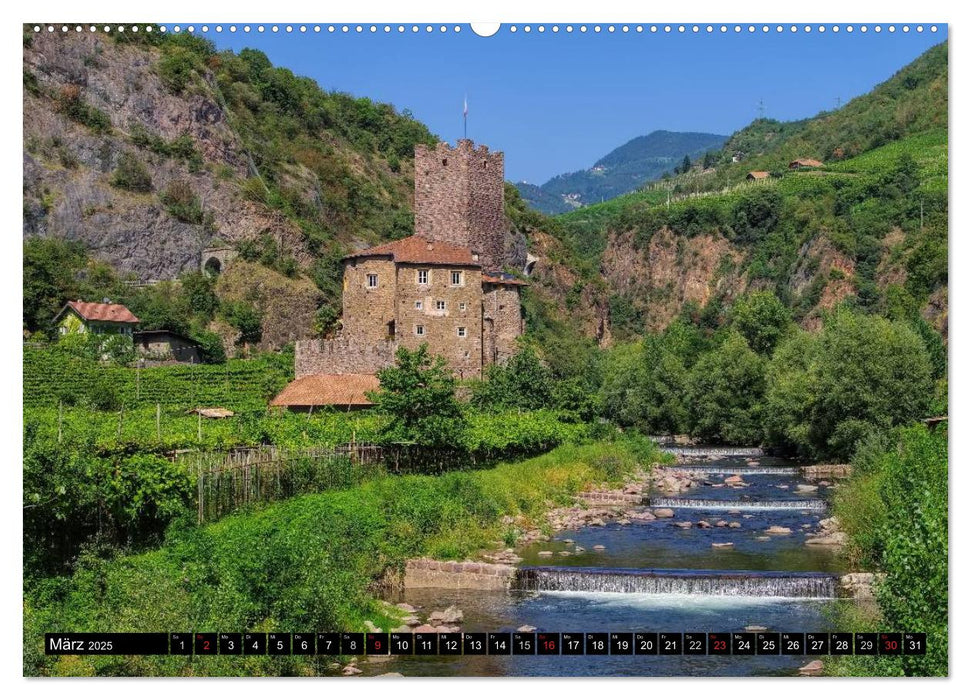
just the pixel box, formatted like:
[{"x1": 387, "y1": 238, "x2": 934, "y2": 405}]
[{"x1": 414, "y1": 139, "x2": 506, "y2": 272}]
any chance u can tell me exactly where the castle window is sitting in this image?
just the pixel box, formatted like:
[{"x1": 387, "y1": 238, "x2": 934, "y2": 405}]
[
  {"x1": 442, "y1": 158, "x2": 448, "y2": 166},
  {"x1": 415, "y1": 325, "x2": 425, "y2": 337},
  {"x1": 450, "y1": 270, "x2": 463, "y2": 286},
  {"x1": 459, "y1": 302, "x2": 467, "y2": 311},
  {"x1": 457, "y1": 327, "x2": 467, "y2": 338},
  {"x1": 417, "y1": 269, "x2": 429, "y2": 285},
  {"x1": 366, "y1": 273, "x2": 378, "y2": 289},
  {"x1": 415, "y1": 300, "x2": 423, "y2": 310},
  {"x1": 436, "y1": 300, "x2": 446, "y2": 311}
]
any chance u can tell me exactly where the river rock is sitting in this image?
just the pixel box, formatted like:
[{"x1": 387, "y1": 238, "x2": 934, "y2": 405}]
[
  {"x1": 378, "y1": 672, "x2": 404, "y2": 677},
  {"x1": 413, "y1": 624, "x2": 438, "y2": 634},
  {"x1": 675, "y1": 521, "x2": 693, "y2": 529},
  {"x1": 777, "y1": 484, "x2": 789, "y2": 489},
  {"x1": 727, "y1": 510, "x2": 741, "y2": 515},
  {"x1": 653, "y1": 508, "x2": 675, "y2": 518},
  {"x1": 696, "y1": 520, "x2": 712, "y2": 528},
  {"x1": 589, "y1": 518, "x2": 606, "y2": 527},
  {"x1": 430, "y1": 606, "x2": 464, "y2": 624},
  {"x1": 806, "y1": 531, "x2": 848, "y2": 546},
  {"x1": 765, "y1": 526, "x2": 792, "y2": 535},
  {"x1": 517, "y1": 625, "x2": 537, "y2": 633},
  {"x1": 575, "y1": 546, "x2": 585, "y2": 552},
  {"x1": 715, "y1": 520, "x2": 728, "y2": 527},
  {"x1": 558, "y1": 550, "x2": 571, "y2": 556},
  {"x1": 798, "y1": 659, "x2": 824, "y2": 676},
  {"x1": 818, "y1": 516, "x2": 841, "y2": 531},
  {"x1": 839, "y1": 572, "x2": 886, "y2": 599},
  {"x1": 724, "y1": 475, "x2": 744, "y2": 485},
  {"x1": 396, "y1": 603, "x2": 419, "y2": 613},
  {"x1": 342, "y1": 665, "x2": 362, "y2": 675},
  {"x1": 711, "y1": 542, "x2": 734, "y2": 549},
  {"x1": 742, "y1": 514, "x2": 754, "y2": 519},
  {"x1": 562, "y1": 539, "x2": 575, "y2": 544},
  {"x1": 728, "y1": 521, "x2": 741, "y2": 528},
  {"x1": 745, "y1": 625, "x2": 768, "y2": 632},
  {"x1": 819, "y1": 480, "x2": 831, "y2": 487},
  {"x1": 538, "y1": 550, "x2": 553, "y2": 557},
  {"x1": 629, "y1": 510, "x2": 656, "y2": 522},
  {"x1": 755, "y1": 535, "x2": 771, "y2": 541},
  {"x1": 593, "y1": 544, "x2": 606, "y2": 550},
  {"x1": 794, "y1": 484, "x2": 818, "y2": 493}
]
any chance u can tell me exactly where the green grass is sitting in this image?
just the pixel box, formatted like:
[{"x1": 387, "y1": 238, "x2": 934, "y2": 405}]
[{"x1": 25, "y1": 436, "x2": 663, "y2": 676}]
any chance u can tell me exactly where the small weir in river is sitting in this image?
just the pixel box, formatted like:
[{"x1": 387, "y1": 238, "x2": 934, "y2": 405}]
[
  {"x1": 649, "y1": 497, "x2": 828, "y2": 511},
  {"x1": 657, "y1": 465, "x2": 800, "y2": 476},
  {"x1": 515, "y1": 565, "x2": 837, "y2": 599}
]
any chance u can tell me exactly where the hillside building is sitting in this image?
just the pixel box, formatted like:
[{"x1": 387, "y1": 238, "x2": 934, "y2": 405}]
[{"x1": 54, "y1": 300, "x2": 139, "y2": 337}]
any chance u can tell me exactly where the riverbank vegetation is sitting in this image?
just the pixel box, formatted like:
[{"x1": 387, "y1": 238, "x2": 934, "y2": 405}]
[
  {"x1": 828, "y1": 424, "x2": 947, "y2": 676},
  {"x1": 24, "y1": 435, "x2": 660, "y2": 676}
]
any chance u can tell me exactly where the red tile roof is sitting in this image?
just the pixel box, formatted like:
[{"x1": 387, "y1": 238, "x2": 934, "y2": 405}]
[
  {"x1": 344, "y1": 236, "x2": 480, "y2": 267},
  {"x1": 270, "y1": 374, "x2": 381, "y2": 408},
  {"x1": 482, "y1": 274, "x2": 528, "y2": 286},
  {"x1": 747, "y1": 171, "x2": 770, "y2": 180},
  {"x1": 63, "y1": 300, "x2": 139, "y2": 324}
]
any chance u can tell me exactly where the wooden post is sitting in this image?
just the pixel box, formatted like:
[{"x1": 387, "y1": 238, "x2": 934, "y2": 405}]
[
  {"x1": 197, "y1": 411, "x2": 202, "y2": 442},
  {"x1": 156, "y1": 403, "x2": 161, "y2": 442}
]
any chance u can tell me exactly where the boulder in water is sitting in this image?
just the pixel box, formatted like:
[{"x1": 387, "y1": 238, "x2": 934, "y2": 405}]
[
  {"x1": 755, "y1": 535, "x2": 771, "y2": 541},
  {"x1": 396, "y1": 602, "x2": 419, "y2": 613},
  {"x1": 517, "y1": 625, "x2": 537, "y2": 633},
  {"x1": 724, "y1": 475, "x2": 744, "y2": 485},
  {"x1": 675, "y1": 521, "x2": 693, "y2": 529},
  {"x1": 745, "y1": 625, "x2": 768, "y2": 632},
  {"x1": 715, "y1": 520, "x2": 729, "y2": 527},
  {"x1": 538, "y1": 550, "x2": 553, "y2": 557},
  {"x1": 806, "y1": 531, "x2": 848, "y2": 546},
  {"x1": 711, "y1": 542, "x2": 734, "y2": 548},
  {"x1": 592, "y1": 544, "x2": 606, "y2": 550},
  {"x1": 765, "y1": 525, "x2": 792, "y2": 535},
  {"x1": 794, "y1": 484, "x2": 818, "y2": 493},
  {"x1": 653, "y1": 508, "x2": 675, "y2": 518},
  {"x1": 696, "y1": 520, "x2": 713, "y2": 528},
  {"x1": 574, "y1": 546, "x2": 585, "y2": 552},
  {"x1": 728, "y1": 521, "x2": 741, "y2": 528}
]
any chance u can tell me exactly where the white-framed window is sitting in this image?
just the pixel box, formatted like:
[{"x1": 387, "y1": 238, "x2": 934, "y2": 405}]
[
  {"x1": 417, "y1": 269, "x2": 429, "y2": 285},
  {"x1": 415, "y1": 300, "x2": 423, "y2": 310},
  {"x1": 415, "y1": 325, "x2": 425, "y2": 337},
  {"x1": 366, "y1": 273, "x2": 378, "y2": 289},
  {"x1": 459, "y1": 302, "x2": 467, "y2": 311},
  {"x1": 457, "y1": 327, "x2": 467, "y2": 338},
  {"x1": 436, "y1": 300, "x2": 446, "y2": 311},
  {"x1": 450, "y1": 270, "x2": 463, "y2": 286}
]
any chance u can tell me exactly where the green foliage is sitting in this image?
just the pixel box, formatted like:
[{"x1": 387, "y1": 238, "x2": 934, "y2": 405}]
[
  {"x1": 23, "y1": 238, "x2": 97, "y2": 332},
  {"x1": 369, "y1": 345, "x2": 466, "y2": 448},
  {"x1": 830, "y1": 425, "x2": 947, "y2": 676},
  {"x1": 729, "y1": 290, "x2": 793, "y2": 355},
  {"x1": 157, "y1": 46, "x2": 206, "y2": 94},
  {"x1": 24, "y1": 347, "x2": 292, "y2": 411},
  {"x1": 111, "y1": 153, "x2": 153, "y2": 192},
  {"x1": 160, "y1": 179, "x2": 209, "y2": 226},
  {"x1": 471, "y1": 347, "x2": 554, "y2": 411},
  {"x1": 686, "y1": 331, "x2": 765, "y2": 444},
  {"x1": 25, "y1": 438, "x2": 659, "y2": 676},
  {"x1": 220, "y1": 300, "x2": 263, "y2": 345},
  {"x1": 55, "y1": 84, "x2": 111, "y2": 133},
  {"x1": 764, "y1": 310, "x2": 934, "y2": 458}
]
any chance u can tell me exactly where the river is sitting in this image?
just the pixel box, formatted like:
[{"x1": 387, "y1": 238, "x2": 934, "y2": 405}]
[{"x1": 367, "y1": 452, "x2": 846, "y2": 677}]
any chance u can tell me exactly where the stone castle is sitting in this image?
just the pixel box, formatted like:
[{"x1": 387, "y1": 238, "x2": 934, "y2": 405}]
[{"x1": 274, "y1": 140, "x2": 525, "y2": 408}]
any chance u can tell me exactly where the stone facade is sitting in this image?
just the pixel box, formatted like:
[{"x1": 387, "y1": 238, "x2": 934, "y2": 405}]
[
  {"x1": 295, "y1": 338, "x2": 397, "y2": 378},
  {"x1": 415, "y1": 140, "x2": 506, "y2": 272},
  {"x1": 291, "y1": 139, "x2": 524, "y2": 385},
  {"x1": 394, "y1": 263, "x2": 484, "y2": 379},
  {"x1": 341, "y1": 258, "x2": 398, "y2": 344}
]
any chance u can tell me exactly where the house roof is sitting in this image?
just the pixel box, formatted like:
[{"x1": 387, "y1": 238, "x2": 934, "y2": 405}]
[
  {"x1": 59, "y1": 300, "x2": 139, "y2": 324},
  {"x1": 344, "y1": 235, "x2": 480, "y2": 267},
  {"x1": 747, "y1": 171, "x2": 770, "y2": 179},
  {"x1": 270, "y1": 374, "x2": 381, "y2": 408},
  {"x1": 790, "y1": 158, "x2": 824, "y2": 168},
  {"x1": 482, "y1": 274, "x2": 528, "y2": 286}
]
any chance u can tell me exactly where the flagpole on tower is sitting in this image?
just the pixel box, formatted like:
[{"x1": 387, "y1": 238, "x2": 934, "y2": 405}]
[{"x1": 463, "y1": 94, "x2": 468, "y2": 140}]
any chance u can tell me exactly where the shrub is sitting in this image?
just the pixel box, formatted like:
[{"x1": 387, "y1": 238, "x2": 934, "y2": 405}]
[
  {"x1": 111, "y1": 153, "x2": 153, "y2": 192},
  {"x1": 160, "y1": 180, "x2": 204, "y2": 223}
]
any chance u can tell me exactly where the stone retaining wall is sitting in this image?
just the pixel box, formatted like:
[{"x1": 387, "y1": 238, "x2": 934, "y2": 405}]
[
  {"x1": 404, "y1": 557, "x2": 516, "y2": 591},
  {"x1": 801, "y1": 463, "x2": 853, "y2": 478}
]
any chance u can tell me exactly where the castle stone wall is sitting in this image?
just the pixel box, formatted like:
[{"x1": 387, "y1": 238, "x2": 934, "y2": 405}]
[
  {"x1": 415, "y1": 140, "x2": 506, "y2": 272},
  {"x1": 483, "y1": 284, "x2": 524, "y2": 365},
  {"x1": 341, "y1": 258, "x2": 397, "y2": 344},
  {"x1": 295, "y1": 338, "x2": 397, "y2": 378}
]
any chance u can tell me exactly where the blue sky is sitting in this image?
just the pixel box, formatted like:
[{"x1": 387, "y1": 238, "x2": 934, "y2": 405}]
[{"x1": 207, "y1": 25, "x2": 946, "y2": 184}]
